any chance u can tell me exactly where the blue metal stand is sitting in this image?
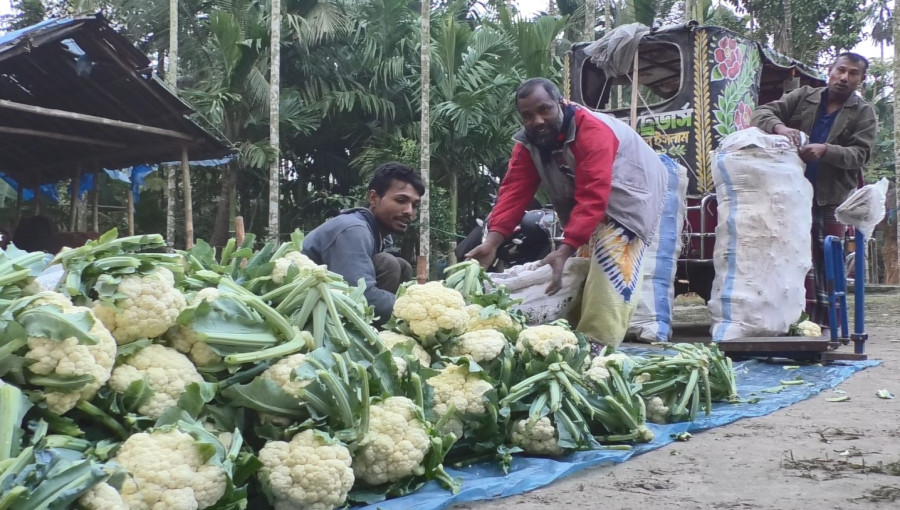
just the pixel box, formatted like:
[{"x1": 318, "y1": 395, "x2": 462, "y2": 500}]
[
  {"x1": 851, "y1": 231, "x2": 868, "y2": 354},
  {"x1": 823, "y1": 236, "x2": 849, "y2": 342}
]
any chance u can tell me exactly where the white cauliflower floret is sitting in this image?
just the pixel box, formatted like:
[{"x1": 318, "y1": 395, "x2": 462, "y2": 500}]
[
  {"x1": 511, "y1": 417, "x2": 564, "y2": 456},
  {"x1": 352, "y1": 397, "x2": 432, "y2": 486},
  {"x1": 23, "y1": 292, "x2": 117, "y2": 414},
  {"x1": 115, "y1": 428, "x2": 227, "y2": 510},
  {"x1": 378, "y1": 331, "x2": 431, "y2": 367},
  {"x1": 445, "y1": 330, "x2": 507, "y2": 363},
  {"x1": 466, "y1": 304, "x2": 521, "y2": 334},
  {"x1": 796, "y1": 320, "x2": 822, "y2": 337},
  {"x1": 260, "y1": 353, "x2": 312, "y2": 397},
  {"x1": 585, "y1": 353, "x2": 634, "y2": 386},
  {"x1": 645, "y1": 396, "x2": 670, "y2": 424},
  {"x1": 271, "y1": 251, "x2": 317, "y2": 285},
  {"x1": 516, "y1": 325, "x2": 578, "y2": 357},
  {"x1": 78, "y1": 481, "x2": 128, "y2": 510},
  {"x1": 93, "y1": 267, "x2": 187, "y2": 344},
  {"x1": 258, "y1": 429, "x2": 353, "y2": 510},
  {"x1": 108, "y1": 344, "x2": 203, "y2": 419},
  {"x1": 392, "y1": 282, "x2": 468, "y2": 339},
  {"x1": 429, "y1": 364, "x2": 493, "y2": 418}
]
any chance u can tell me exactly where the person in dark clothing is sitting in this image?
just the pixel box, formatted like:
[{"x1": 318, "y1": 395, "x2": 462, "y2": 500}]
[
  {"x1": 302, "y1": 162, "x2": 424, "y2": 322},
  {"x1": 13, "y1": 215, "x2": 58, "y2": 253},
  {"x1": 751, "y1": 52, "x2": 876, "y2": 327}
]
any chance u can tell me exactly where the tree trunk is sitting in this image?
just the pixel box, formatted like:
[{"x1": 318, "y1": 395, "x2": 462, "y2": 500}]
[
  {"x1": 604, "y1": 0, "x2": 612, "y2": 33},
  {"x1": 268, "y1": 0, "x2": 281, "y2": 242},
  {"x1": 418, "y1": 1, "x2": 431, "y2": 283},
  {"x1": 584, "y1": 0, "x2": 595, "y2": 41},
  {"x1": 210, "y1": 166, "x2": 238, "y2": 247},
  {"x1": 775, "y1": 0, "x2": 792, "y2": 56},
  {"x1": 165, "y1": 0, "x2": 178, "y2": 249},
  {"x1": 684, "y1": 0, "x2": 693, "y2": 23},
  {"x1": 893, "y1": 0, "x2": 900, "y2": 283}
]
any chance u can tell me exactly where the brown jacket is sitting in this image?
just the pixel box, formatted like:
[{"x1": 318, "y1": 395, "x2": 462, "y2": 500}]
[{"x1": 750, "y1": 86, "x2": 877, "y2": 206}]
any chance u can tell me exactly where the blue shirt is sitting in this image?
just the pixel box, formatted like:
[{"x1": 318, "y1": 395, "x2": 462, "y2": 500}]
[{"x1": 805, "y1": 90, "x2": 839, "y2": 188}]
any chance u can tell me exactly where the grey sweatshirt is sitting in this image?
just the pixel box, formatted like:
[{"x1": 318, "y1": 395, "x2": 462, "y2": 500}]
[{"x1": 301, "y1": 208, "x2": 395, "y2": 321}]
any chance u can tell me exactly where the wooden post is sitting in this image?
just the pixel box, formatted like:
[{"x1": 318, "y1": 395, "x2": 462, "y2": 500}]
[
  {"x1": 629, "y1": 49, "x2": 640, "y2": 129},
  {"x1": 69, "y1": 165, "x2": 81, "y2": 231},
  {"x1": 234, "y1": 216, "x2": 245, "y2": 246},
  {"x1": 92, "y1": 170, "x2": 100, "y2": 232},
  {"x1": 268, "y1": 0, "x2": 281, "y2": 243},
  {"x1": 417, "y1": 0, "x2": 431, "y2": 284},
  {"x1": 126, "y1": 185, "x2": 135, "y2": 236},
  {"x1": 181, "y1": 146, "x2": 194, "y2": 249}
]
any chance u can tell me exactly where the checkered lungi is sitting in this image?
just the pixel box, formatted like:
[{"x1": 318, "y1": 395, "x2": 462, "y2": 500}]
[{"x1": 807, "y1": 204, "x2": 846, "y2": 326}]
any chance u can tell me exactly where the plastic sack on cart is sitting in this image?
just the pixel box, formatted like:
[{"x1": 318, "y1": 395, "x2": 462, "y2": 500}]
[
  {"x1": 488, "y1": 257, "x2": 590, "y2": 325},
  {"x1": 708, "y1": 128, "x2": 812, "y2": 342},
  {"x1": 835, "y1": 177, "x2": 889, "y2": 239},
  {"x1": 627, "y1": 155, "x2": 688, "y2": 343}
]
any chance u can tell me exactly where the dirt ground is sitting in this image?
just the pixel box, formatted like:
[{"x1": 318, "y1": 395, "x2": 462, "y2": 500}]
[{"x1": 453, "y1": 291, "x2": 900, "y2": 510}]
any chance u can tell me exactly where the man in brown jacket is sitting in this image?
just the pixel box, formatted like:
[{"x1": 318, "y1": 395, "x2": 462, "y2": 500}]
[{"x1": 750, "y1": 52, "x2": 877, "y2": 327}]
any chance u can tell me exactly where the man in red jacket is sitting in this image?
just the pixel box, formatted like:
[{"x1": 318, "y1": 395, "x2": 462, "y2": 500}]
[{"x1": 467, "y1": 78, "x2": 667, "y2": 346}]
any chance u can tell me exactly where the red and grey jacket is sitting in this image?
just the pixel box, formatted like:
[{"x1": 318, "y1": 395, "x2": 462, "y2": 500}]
[{"x1": 490, "y1": 106, "x2": 667, "y2": 249}]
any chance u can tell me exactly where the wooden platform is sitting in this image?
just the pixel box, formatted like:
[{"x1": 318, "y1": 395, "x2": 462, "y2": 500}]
[{"x1": 717, "y1": 336, "x2": 868, "y2": 362}]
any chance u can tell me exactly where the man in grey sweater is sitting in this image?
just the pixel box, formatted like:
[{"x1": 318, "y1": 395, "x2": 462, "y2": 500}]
[{"x1": 302, "y1": 162, "x2": 424, "y2": 323}]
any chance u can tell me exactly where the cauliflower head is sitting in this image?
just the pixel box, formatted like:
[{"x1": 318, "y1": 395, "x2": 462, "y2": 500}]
[
  {"x1": 511, "y1": 417, "x2": 565, "y2": 456},
  {"x1": 516, "y1": 325, "x2": 578, "y2": 358},
  {"x1": 352, "y1": 396, "x2": 431, "y2": 486},
  {"x1": 378, "y1": 331, "x2": 431, "y2": 367},
  {"x1": 93, "y1": 267, "x2": 187, "y2": 345},
  {"x1": 392, "y1": 282, "x2": 468, "y2": 339},
  {"x1": 260, "y1": 353, "x2": 312, "y2": 398},
  {"x1": 795, "y1": 320, "x2": 822, "y2": 337},
  {"x1": 466, "y1": 304, "x2": 521, "y2": 335},
  {"x1": 167, "y1": 289, "x2": 224, "y2": 367},
  {"x1": 429, "y1": 364, "x2": 493, "y2": 418},
  {"x1": 272, "y1": 251, "x2": 317, "y2": 285},
  {"x1": 78, "y1": 482, "x2": 128, "y2": 510},
  {"x1": 108, "y1": 344, "x2": 203, "y2": 419},
  {"x1": 645, "y1": 396, "x2": 670, "y2": 424},
  {"x1": 258, "y1": 429, "x2": 353, "y2": 510},
  {"x1": 445, "y1": 330, "x2": 507, "y2": 363},
  {"x1": 115, "y1": 428, "x2": 227, "y2": 510},
  {"x1": 23, "y1": 292, "x2": 116, "y2": 414}
]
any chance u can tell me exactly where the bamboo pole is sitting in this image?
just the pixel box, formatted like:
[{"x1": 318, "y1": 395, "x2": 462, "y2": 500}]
[
  {"x1": 92, "y1": 170, "x2": 100, "y2": 232},
  {"x1": 69, "y1": 165, "x2": 81, "y2": 231},
  {"x1": 182, "y1": 146, "x2": 194, "y2": 249},
  {"x1": 268, "y1": 0, "x2": 282, "y2": 243},
  {"x1": 417, "y1": 0, "x2": 431, "y2": 284},
  {"x1": 235, "y1": 216, "x2": 245, "y2": 246},
  {"x1": 0, "y1": 100, "x2": 195, "y2": 141},
  {"x1": 0, "y1": 126, "x2": 128, "y2": 148},
  {"x1": 126, "y1": 185, "x2": 135, "y2": 236},
  {"x1": 166, "y1": 0, "x2": 179, "y2": 251},
  {"x1": 629, "y1": 49, "x2": 640, "y2": 129}
]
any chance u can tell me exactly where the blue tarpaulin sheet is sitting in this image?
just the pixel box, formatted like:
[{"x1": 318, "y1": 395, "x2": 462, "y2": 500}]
[{"x1": 359, "y1": 354, "x2": 879, "y2": 510}]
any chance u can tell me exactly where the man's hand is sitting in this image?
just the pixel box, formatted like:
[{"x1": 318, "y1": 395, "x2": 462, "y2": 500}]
[
  {"x1": 799, "y1": 143, "x2": 827, "y2": 162},
  {"x1": 537, "y1": 243, "x2": 577, "y2": 296},
  {"x1": 773, "y1": 124, "x2": 804, "y2": 147},
  {"x1": 465, "y1": 231, "x2": 505, "y2": 269}
]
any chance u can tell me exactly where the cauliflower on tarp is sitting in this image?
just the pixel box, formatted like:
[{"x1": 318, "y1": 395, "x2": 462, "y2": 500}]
[
  {"x1": 258, "y1": 429, "x2": 353, "y2": 510},
  {"x1": 108, "y1": 344, "x2": 204, "y2": 419},
  {"x1": 351, "y1": 396, "x2": 432, "y2": 486},
  {"x1": 465, "y1": 304, "x2": 522, "y2": 336},
  {"x1": 584, "y1": 352, "x2": 631, "y2": 385},
  {"x1": 391, "y1": 282, "x2": 468, "y2": 343},
  {"x1": 93, "y1": 267, "x2": 186, "y2": 345},
  {"x1": 378, "y1": 331, "x2": 431, "y2": 367},
  {"x1": 78, "y1": 482, "x2": 128, "y2": 510},
  {"x1": 428, "y1": 363, "x2": 493, "y2": 419},
  {"x1": 113, "y1": 427, "x2": 228, "y2": 510},
  {"x1": 445, "y1": 330, "x2": 507, "y2": 363},
  {"x1": 516, "y1": 324, "x2": 578, "y2": 358},
  {"x1": 510, "y1": 416, "x2": 565, "y2": 456},
  {"x1": 12, "y1": 291, "x2": 116, "y2": 414},
  {"x1": 168, "y1": 288, "x2": 223, "y2": 367}
]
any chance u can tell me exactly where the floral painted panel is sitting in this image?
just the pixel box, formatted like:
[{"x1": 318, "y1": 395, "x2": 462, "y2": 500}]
[{"x1": 710, "y1": 35, "x2": 761, "y2": 140}]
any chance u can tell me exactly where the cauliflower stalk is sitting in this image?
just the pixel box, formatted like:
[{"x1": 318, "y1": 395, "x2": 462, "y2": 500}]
[
  {"x1": 7, "y1": 291, "x2": 116, "y2": 414},
  {"x1": 108, "y1": 344, "x2": 204, "y2": 419},
  {"x1": 391, "y1": 282, "x2": 468, "y2": 344},
  {"x1": 93, "y1": 267, "x2": 187, "y2": 345},
  {"x1": 112, "y1": 425, "x2": 232, "y2": 510},
  {"x1": 258, "y1": 429, "x2": 353, "y2": 510},
  {"x1": 445, "y1": 330, "x2": 507, "y2": 363},
  {"x1": 510, "y1": 416, "x2": 565, "y2": 456},
  {"x1": 516, "y1": 324, "x2": 579, "y2": 358}
]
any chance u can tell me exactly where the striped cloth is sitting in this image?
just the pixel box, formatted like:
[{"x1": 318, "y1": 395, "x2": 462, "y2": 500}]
[{"x1": 806, "y1": 204, "x2": 846, "y2": 327}]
